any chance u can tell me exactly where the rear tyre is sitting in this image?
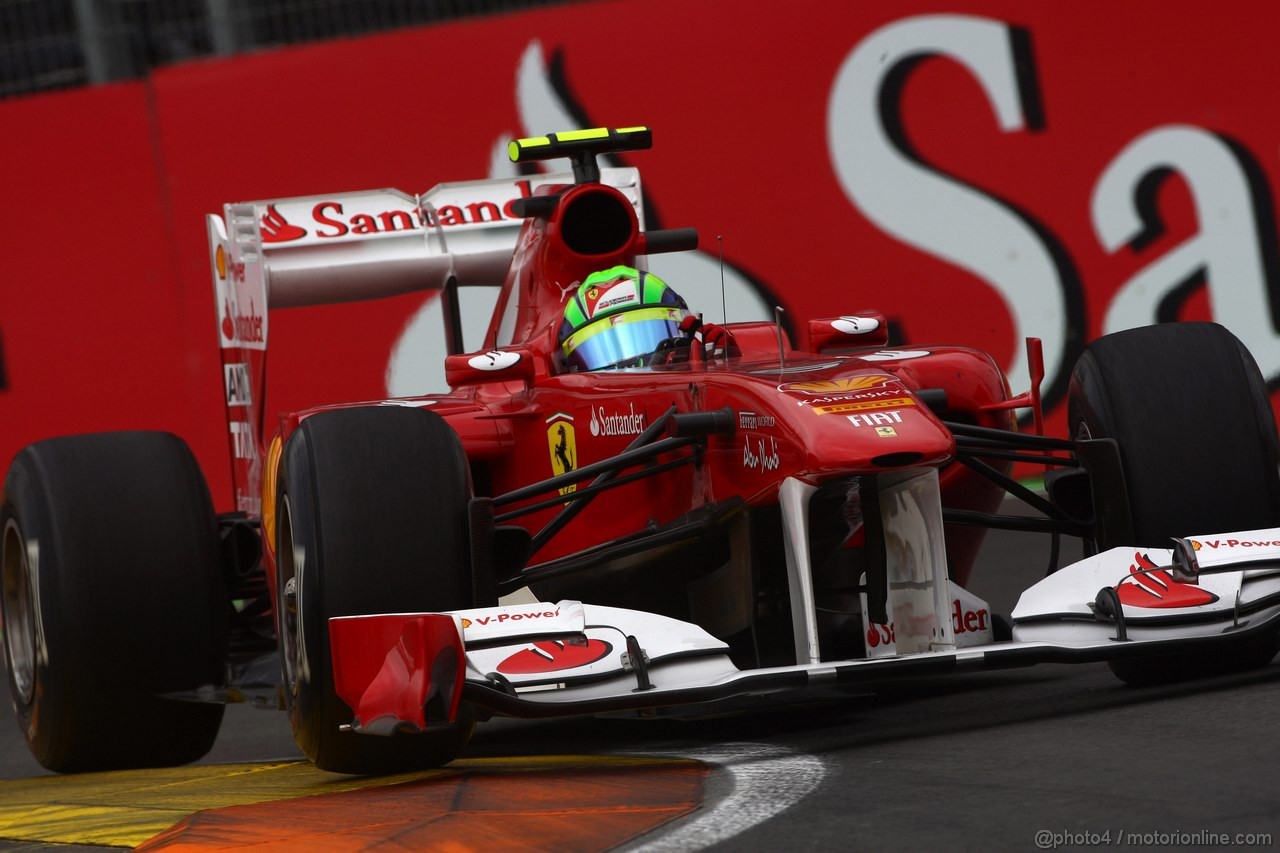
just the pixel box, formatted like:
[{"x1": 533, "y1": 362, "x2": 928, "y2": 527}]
[
  {"x1": 1, "y1": 433, "x2": 227, "y2": 772},
  {"x1": 1068, "y1": 322, "x2": 1280, "y2": 684},
  {"x1": 276, "y1": 407, "x2": 476, "y2": 774}
]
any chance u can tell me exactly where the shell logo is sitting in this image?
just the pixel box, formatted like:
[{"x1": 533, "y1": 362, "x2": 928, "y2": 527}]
[
  {"x1": 460, "y1": 618, "x2": 472, "y2": 629},
  {"x1": 781, "y1": 376, "x2": 894, "y2": 394},
  {"x1": 215, "y1": 244, "x2": 227, "y2": 280}
]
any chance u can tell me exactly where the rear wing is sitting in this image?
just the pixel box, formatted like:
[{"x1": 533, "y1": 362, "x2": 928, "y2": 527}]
[{"x1": 206, "y1": 168, "x2": 644, "y2": 514}]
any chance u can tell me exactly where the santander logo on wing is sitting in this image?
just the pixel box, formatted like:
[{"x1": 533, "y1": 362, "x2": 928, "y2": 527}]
[
  {"x1": 1117, "y1": 552, "x2": 1219, "y2": 609},
  {"x1": 259, "y1": 204, "x2": 308, "y2": 243},
  {"x1": 221, "y1": 298, "x2": 264, "y2": 345},
  {"x1": 497, "y1": 638, "x2": 612, "y2": 675},
  {"x1": 257, "y1": 180, "x2": 539, "y2": 246}
]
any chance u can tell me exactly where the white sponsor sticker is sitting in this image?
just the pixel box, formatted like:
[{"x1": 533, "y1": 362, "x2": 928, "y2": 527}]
[
  {"x1": 229, "y1": 421, "x2": 256, "y2": 460},
  {"x1": 847, "y1": 410, "x2": 905, "y2": 428},
  {"x1": 860, "y1": 349, "x2": 930, "y2": 361},
  {"x1": 742, "y1": 435, "x2": 781, "y2": 472},
  {"x1": 468, "y1": 350, "x2": 522, "y2": 371},
  {"x1": 738, "y1": 411, "x2": 777, "y2": 430},
  {"x1": 591, "y1": 280, "x2": 640, "y2": 317},
  {"x1": 832, "y1": 315, "x2": 880, "y2": 335},
  {"x1": 224, "y1": 363, "x2": 251, "y2": 407}
]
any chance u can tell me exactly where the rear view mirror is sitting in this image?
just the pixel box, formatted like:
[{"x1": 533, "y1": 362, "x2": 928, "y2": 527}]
[
  {"x1": 807, "y1": 313, "x2": 889, "y2": 352},
  {"x1": 442, "y1": 345, "x2": 537, "y2": 389},
  {"x1": 445, "y1": 348, "x2": 537, "y2": 389}
]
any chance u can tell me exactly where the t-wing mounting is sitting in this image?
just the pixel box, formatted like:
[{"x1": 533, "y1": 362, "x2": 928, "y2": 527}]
[{"x1": 508, "y1": 126, "x2": 653, "y2": 185}]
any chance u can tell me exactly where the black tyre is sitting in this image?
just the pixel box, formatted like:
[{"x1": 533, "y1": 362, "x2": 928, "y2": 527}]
[
  {"x1": 1069, "y1": 322, "x2": 1280, "y2": 683},
  {"x1": 1, "y1": 432, "x2": 227, "y2": 772},
  {"x1": 1070, "y1": 322, "x2": 1280, "y2": 548},
  {"x1": 276, "y1": 406, "x2": 477, "y2": 774}
]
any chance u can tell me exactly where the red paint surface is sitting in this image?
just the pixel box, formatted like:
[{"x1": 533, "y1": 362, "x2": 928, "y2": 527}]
[{"x1": 329, "y1": 614, "x2": 465, "y2": 730}]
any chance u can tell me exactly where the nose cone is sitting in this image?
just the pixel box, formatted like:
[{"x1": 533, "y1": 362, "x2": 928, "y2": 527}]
[{"x1": 773, "y1": 374, "x2": 955, "y2": 474}]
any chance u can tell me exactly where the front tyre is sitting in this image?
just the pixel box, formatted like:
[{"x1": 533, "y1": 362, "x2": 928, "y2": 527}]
[
  {"x1": 1, "y1": 432, "x2": 227, "y2": 772},
  {"x1": 1069, "y1": 322, "x2": 1280, "y2": 549},
  {"x1": 1068, "y1": 322, "x2": 1280, "y2": 684},
  {"x1": 276, "y1": 407, "x2": 476, "y2": 774}
]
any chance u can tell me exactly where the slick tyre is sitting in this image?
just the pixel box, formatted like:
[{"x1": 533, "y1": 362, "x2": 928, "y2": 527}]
[
  {"x1": 276, "y1": 407, "x2": 476, "y2": 775},
  {"x1": 1068, "y1": 322, "x2": 1280, "y2": 684},
  {"x1": 1, "y1": 433, "x2": 228, "y2": 772}
]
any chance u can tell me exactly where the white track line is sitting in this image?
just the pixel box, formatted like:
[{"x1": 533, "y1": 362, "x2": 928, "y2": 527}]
[{"x1": 625, "y1": 742, "x2": 827, "y2": 851}]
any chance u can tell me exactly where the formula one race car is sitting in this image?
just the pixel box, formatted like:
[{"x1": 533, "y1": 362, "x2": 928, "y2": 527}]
[{"x1": 5, "y1": 127, "x2": 1280, "y2": 774}]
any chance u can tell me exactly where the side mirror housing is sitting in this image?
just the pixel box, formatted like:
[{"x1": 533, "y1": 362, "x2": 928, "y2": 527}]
[
  {"x1": 807, "y1": 313, "x2": 889, "y2": 352},
  {"x1": 445, "y1": 348, "x2": 538, "y2": 389}
]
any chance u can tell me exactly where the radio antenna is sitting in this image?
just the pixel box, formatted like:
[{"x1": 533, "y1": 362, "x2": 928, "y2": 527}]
[
  {"x1": 774, "y1": 305, "x2": 786, "y2": 372},
  {"x1": 717, "y1": 235, "x2": 727, "y2": 325}
]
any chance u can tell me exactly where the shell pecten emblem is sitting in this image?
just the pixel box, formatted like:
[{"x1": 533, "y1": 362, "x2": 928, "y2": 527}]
[{"x1": 780, "y1": 376, "x2": 894, "y2": 394}]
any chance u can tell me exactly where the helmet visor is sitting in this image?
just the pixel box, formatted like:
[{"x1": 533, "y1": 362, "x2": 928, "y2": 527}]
[{"x1": 563, "y1": 307, "x2": 688, "y2": 371}]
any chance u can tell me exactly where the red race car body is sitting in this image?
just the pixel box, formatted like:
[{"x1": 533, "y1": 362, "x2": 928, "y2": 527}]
[{"x1": 5, "y1": 126, "x2": 1277, "y2": 776}]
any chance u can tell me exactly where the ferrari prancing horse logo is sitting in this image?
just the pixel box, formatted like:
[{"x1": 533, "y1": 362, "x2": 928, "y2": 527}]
[{"x1": 546, "y1": 413, "x2": 577, "y2": 499}]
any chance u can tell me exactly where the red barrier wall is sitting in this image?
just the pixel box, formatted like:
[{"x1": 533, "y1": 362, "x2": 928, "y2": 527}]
[{"x1": 5, "y1": 0, "x2": 1280, "y2": 508}]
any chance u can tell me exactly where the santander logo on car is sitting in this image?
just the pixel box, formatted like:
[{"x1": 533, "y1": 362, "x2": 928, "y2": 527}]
[
  {"x1": 257, "y1": 180, "x2": 539, "y2": 244},
  {"x1": 220, "y1": 298, "x2": 264, "y2": 345},
  {"x1": 589, "y1": 403, "x2": 647, "y2": 437}
]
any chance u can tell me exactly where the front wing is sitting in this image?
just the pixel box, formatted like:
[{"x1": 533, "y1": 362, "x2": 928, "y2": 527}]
[{"x1": 328, "y1": 536, "x2": 1280, "y2": 735}]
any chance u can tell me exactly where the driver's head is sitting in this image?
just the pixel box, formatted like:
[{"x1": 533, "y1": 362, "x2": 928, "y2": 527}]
[{"x1": 559, "y1": 266, "x2": 691, "y2": 371}]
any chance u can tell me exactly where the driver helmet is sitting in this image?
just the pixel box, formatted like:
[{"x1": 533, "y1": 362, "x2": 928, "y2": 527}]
[{"x1": 559, "y1": 266, "x2": 691, "y2": 371}]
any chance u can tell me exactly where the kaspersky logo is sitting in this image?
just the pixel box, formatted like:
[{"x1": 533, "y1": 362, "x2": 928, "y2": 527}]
[{"x1": 1117, "y1": 552, "x2": 1218, "y2": 609}]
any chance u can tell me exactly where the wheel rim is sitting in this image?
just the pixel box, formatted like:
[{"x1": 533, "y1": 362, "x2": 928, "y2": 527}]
[
  {"x1": 277, "y1": 496, "x2": 303, "y2": 698},
  {"x1": 2, "y1": 519, "x2": 38, "y2": 706}
]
